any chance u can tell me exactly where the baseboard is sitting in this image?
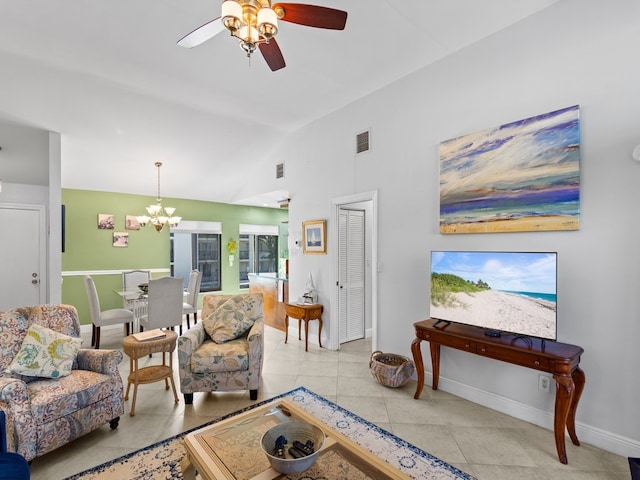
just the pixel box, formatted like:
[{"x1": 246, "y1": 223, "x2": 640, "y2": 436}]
[{"x1": 432, "y1": 373, "x2": 640, "y2": 458}]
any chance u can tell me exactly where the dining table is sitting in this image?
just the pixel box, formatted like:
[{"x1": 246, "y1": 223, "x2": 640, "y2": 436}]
[{"x1": 114, "y1": 290, "x2": 148, "y2": 333}]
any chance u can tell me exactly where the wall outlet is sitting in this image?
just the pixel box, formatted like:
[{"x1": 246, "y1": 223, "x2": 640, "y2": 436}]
[{"x1": 538, "y1": 374, "x2": 551, "y2": 392}]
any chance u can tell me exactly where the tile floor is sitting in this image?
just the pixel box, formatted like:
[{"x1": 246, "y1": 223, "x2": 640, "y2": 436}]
[{"x1": 28, "y1": 322, "x2": 630, "y2": 480}]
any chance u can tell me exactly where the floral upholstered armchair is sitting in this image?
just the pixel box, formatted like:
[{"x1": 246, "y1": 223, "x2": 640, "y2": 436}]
[
  {"x1": 0, "y1": 304, "x2": 124, "y2": 462},
  {"x1": 178, "y1": 293, "x2": 264, "y2": 403}
]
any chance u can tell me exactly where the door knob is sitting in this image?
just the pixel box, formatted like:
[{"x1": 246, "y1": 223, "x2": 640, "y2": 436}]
[{"x1": 32, "y1": 279, "x2": 39, "y2": 284}]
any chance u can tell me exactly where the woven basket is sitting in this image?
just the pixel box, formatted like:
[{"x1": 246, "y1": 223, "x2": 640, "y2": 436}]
[{"x1": 369, "y1": 351, "x2": 415, "y2": 388}]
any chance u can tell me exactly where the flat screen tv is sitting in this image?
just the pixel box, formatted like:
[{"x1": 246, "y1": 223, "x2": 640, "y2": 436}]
[{"x1": 430, "y1": 251, "x2": 557, "y2": 340}]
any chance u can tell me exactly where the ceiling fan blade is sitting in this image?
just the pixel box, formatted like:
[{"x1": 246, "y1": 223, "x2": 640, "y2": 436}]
[
  {"x1": 259, "y1": 39, "x2": 286, "y2": 71},
  {"x1": 272, "y1": 3, "x2": 347, "y2": 30},
  {"x1": 177, "y1": 17, "x2": 225, "y2": 48}
]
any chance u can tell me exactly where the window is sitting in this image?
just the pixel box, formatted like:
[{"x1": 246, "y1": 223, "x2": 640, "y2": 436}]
[
  {"x1": 170, "y1": 221, "x2": 222, "y2": 292},
  {"x1": 238, "y1": 224, "x2": 279, "y2": 288},
  {"x1": 193, "y1": 234, "x2": 221, "y2": 291}
]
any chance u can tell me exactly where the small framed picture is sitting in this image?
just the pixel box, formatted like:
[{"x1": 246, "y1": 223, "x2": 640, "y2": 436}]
[
  {"x1": 302, "y1": 220, "x2": 327, "y2": 254},
  {"x1": 125, "y1": 215, "x2": 141, "y2": 230},
  {"x1": 97, "y1": 213, "x2": 114, "y2": 230},
  {"x1": 113, "y1": 232, "x2": 129, "y2": 247}
]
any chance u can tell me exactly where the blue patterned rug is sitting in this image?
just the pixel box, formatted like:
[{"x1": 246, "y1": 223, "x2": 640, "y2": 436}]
[{"x1": 65, "y1": 387, "x2": 475, "y2": 480}]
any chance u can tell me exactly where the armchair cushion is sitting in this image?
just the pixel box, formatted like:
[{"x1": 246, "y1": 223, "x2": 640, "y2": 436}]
[
  {"x1": 190, "y1": 337, "x2": 249, "y2": 374},
  {"x1": 28, "y1": 369, "x2": 118, "y2": 424},
  {"x1": 203, "y1": 295, "x2": 262, "y2": 343},
  {"x1": 9, "y1": 324, "x2": 82, "y2": 379}
]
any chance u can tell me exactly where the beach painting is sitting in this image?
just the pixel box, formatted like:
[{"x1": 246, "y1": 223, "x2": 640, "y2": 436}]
[
  {"x1": 430, "y1": 251, "x2": 557, "y2": 340},
  {"x1": 439, "y1": 105, "x2": 580, "y2": 234}
]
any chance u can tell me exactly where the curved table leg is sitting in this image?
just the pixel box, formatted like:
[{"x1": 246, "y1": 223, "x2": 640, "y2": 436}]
[
  {"x1": 284, "y1": 315, "x2": 289, "y2": 343},
  {"x1": 429, "y1": 343, "x2": 441, "y2": 390},
  {"x1": 317, "y1": 316, "x2": 323, "y2": 348},
  {"x1": 411, "y1": 337, "x2": 424, "y2": 399},
  {"x1": 304, "y1": 319, "x2": 310, "y2": 351},
  {"x1": 567, "y1": 367, "x2": 585, "y2": 446},
  {"x1": 553, "y1": 373, "x2": 576, "y2": 464}
]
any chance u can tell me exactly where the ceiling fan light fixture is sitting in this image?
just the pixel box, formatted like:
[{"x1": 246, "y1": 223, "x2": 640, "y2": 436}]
[
  {"x1": 258, "y1": 8, "x2": 278, "y2": 39},
  {"x1": 221, "y1": 0, "x2": 242, "y2": 33},
  {"x1": 238, "y1": 25, "x2": 260, "y2": 44},
  {"x1": 179, "y1": 1, "x2": 347, "y2": 71}
]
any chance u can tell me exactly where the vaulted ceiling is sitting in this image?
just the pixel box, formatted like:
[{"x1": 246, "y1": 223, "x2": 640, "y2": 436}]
[{"x1": 0, "y1": 0, "x2": 558, "y2": 207}]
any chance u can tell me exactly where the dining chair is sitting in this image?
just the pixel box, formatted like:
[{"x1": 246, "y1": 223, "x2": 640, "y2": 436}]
[
  {"x1": 84, "y1": 275, "x2": 135, "y2": 349},
  {"x1": 183, "y1": 269, "x2": 202, "y2": 330},
  {"x1": 122, "y1": 269, "x2": 151, "y2": 321},
  {"x1": 139, "y1": 276, "x2": 184, "y2": 334},
  {"x1": 122, "y1": 269, "x2": 151, "y2": 292}
]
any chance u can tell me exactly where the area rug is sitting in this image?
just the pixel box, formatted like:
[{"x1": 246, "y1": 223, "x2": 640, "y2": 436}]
[{"x1": 65, "y1": 386, "x2": 475, "y2": 480}]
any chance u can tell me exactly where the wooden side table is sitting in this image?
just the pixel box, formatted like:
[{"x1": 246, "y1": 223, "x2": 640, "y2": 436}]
[
  {"x1": 121, "y1": 330, "x2": 179, "y2": 416},
  {"x1": 411, "y1": 318, "x2": 584, "y2": 464},
  {"x1": 284, "y1": 303, "x2": 323, "y2": 351}
]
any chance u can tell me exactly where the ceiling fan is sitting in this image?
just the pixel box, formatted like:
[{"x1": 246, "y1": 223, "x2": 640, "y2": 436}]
[{"x1": 177, "y1": 1, "x2": 348, "y2": 71}]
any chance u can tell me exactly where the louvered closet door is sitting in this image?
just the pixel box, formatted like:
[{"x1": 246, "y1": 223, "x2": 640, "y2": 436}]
[{"x1": 338, "y1": 209, "x2": 365, "y2": 344}]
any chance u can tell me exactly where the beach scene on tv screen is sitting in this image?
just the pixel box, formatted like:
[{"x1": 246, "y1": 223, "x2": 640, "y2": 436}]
[{"x1": 430, "y1": 251, "x2": 557, "y2": 339}]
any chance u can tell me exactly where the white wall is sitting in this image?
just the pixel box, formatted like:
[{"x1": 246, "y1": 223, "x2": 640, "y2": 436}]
[
  {"x1": 49, "y1": 132, "x2": 62, "y2": 304},
  {"x1": 0, "y1": 130, "x2": 61, "y2": 305},
  {"x1": 254, "y1": 0, "x2": 640, "y2": 458}
]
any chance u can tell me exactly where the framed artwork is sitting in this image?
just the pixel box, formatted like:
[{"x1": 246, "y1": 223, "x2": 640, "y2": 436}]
[
  {"x1": 125, "y1": 215, "x2": 141, "y2": 230},
  {"x1": 113, "y1": 232, "x2": 129, "y2": 247},
  {"x1": 439, "y1": 105, "x2": 580, "y2": 234},
  {"x1": 97, "y1": 213, "x2": 114, "y2": 230},
  {"x1": 303, "y1": 220, "x2": 327, "y2": 254}
]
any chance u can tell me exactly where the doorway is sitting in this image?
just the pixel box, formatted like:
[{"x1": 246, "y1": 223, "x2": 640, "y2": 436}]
[
  {"x1": 0, "y1": 204, "x2": 46, "y2": 310},
  {"x1": 330, "y1": 191, "x2": 378, "y2": 351},
  {"x1": 338, "y1": 208, "x2": 365, "y2": 343}
]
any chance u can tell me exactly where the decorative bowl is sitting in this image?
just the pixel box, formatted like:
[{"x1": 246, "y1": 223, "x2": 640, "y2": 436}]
[
  {"x1": 260, "y1": 421, "x2": 325, "y2": 475},
  {"x1": 138, "y1": 283, "x2": 149, "y2": 294}
]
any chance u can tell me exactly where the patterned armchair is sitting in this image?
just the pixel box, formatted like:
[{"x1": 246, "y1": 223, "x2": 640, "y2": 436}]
[
  {"x1": 0, "y1": 304, "x2": 124, "y2": 462},
  {"x1": 178, "y1": 293, "x2": 264, "y2": 404}
]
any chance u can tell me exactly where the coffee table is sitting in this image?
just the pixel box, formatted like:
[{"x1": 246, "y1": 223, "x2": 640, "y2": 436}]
[{"x1": 182, "y1": 399, "x2": 411, "y2": 480}]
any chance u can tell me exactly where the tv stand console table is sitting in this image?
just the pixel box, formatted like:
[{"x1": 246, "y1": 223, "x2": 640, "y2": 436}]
[{"x1": 411, "y1": 318, "x2": 585, "y2": 465}]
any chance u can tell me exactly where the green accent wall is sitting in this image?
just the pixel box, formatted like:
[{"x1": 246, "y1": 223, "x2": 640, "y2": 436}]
[{"x1": 62, "y1": 189, "x2": 288, "y2": 325}]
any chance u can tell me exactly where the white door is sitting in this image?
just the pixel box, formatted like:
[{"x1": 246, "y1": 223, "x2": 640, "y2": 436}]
[
  {"x1": 0, "y1": 204, "x2": 46, "y2": 310},
  {"x1": 338, "y1": 209, "x2": 365, "y2": 343}
]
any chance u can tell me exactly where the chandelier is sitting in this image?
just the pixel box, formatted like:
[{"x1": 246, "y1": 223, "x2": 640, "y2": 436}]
[
  {"x1": 221, "y1": 0, "x2": 280, "y2": 58},
  {"x1": 137, "y1": 162, "x2": 181, "y2": 232}
]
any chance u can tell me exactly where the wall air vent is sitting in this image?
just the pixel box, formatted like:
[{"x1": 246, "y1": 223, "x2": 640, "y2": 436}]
[
  {"x1": 276, "y1": 163, "x2": 285, "y2": 179},
  {"x1": 356, "y1": 129, "x2": 370, "y2": 155}
]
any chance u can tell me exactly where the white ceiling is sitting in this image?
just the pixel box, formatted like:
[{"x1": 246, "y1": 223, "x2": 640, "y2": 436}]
[{"x1": 0, "y1": 0, "x2": 558, "y2": 207}]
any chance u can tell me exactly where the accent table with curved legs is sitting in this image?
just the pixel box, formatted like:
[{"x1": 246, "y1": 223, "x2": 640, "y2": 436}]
[
  {"x1": 411, "y1": 318, "x2": 584, "y2": 465},
  {"x1": 284, "y1": 303, "x2": 323, "y2": 352}
]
